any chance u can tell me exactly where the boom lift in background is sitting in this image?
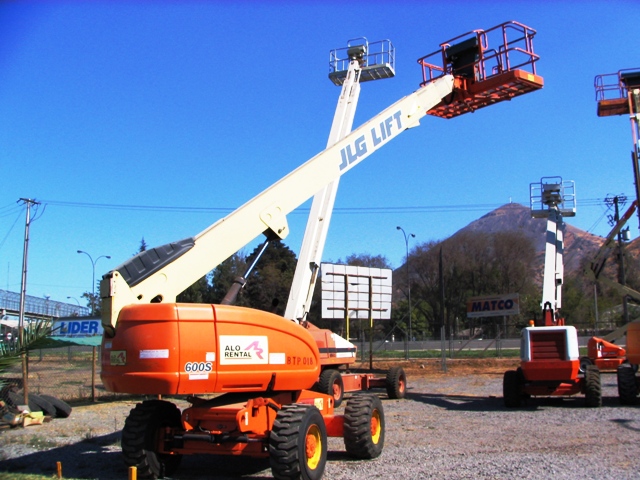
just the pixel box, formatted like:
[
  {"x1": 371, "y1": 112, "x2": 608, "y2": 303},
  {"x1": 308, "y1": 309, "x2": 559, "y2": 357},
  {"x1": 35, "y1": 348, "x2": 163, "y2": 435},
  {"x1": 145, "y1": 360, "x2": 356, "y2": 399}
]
[
  {"x1": 504, "y1": 178, "x2": 603, "y2": 408},
  {"x1": 581, "y1": 200, "x2": 639, "y2": 374},
  {"x1": 100, "y1": 21, "x2": 543, "y2": 480},
  {"x1": 595, "y1": 68, "x2": 640, "y2": 404}
]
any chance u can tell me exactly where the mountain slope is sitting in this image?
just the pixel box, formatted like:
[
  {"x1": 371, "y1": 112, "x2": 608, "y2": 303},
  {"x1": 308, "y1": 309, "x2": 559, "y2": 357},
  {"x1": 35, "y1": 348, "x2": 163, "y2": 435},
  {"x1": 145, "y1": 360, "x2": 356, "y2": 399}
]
[{"x1": 452, "y1": 203, "x2": 604, "y2": 273}]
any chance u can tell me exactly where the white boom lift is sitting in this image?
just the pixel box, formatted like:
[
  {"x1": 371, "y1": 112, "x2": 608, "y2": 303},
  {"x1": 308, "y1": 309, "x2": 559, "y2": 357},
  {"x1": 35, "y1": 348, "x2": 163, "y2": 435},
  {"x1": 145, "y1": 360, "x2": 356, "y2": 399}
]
[
  {"x1": 100, "y1": 65, "x2": 455, "y2": 334},
  {"x1": 101, "y1": 22, "x2": 543, "y2": 335},
  {"x1": 99, "y1": 22, "x2": 544, "y2": 480},
  {"x1": 284, "y1": 39, "x2": 395, "y2": 325},
  {"x1": 530, "y1": 177, "x2": 576, "y2": 319}
]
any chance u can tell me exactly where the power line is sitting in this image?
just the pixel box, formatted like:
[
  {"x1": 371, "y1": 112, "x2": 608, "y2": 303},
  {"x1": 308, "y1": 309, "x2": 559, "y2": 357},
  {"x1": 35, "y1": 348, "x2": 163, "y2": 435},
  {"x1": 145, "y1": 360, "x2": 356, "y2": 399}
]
[
  {"x1": 0, "y1": 209, "x2": 22, "y2": 251},
  {"x1": 38, "y1": 198, "x2": 610, "y2": 215}
]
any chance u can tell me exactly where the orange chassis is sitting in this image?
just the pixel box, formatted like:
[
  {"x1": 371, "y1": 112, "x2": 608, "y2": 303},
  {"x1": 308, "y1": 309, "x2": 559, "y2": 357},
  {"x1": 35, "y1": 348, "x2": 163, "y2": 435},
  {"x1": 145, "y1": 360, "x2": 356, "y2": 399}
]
[{"x1": 157, "y1": 390, "x2": 343, "y2": 458}]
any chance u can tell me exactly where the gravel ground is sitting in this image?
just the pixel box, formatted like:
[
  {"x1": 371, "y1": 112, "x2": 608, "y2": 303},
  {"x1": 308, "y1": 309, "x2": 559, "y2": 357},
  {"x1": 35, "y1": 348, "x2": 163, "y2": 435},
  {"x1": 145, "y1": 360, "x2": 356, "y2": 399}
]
[{"x1": 0, "y1": 359, "x2": 639, "y2": 479}]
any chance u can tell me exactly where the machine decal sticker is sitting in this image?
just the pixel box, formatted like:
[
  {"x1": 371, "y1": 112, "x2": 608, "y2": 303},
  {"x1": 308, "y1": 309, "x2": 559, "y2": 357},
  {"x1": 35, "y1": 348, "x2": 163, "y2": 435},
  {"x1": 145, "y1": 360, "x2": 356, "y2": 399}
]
[
  {"x1": 206, "y1": 352, "x2": 216, "y2": 362},
  {"x1": 188, "y1": 373, "x2": 209, "y2": 380},
  {"x1": 139, "y1": 349, "x2": 169, "y2": 359},
  {"x1": 110, "y1": 350, "x2": 126, "y2": 366},
  {"x1": 184, "y1": 362, "x2": 212, "y2": 373},
  {"x1": 219, "y1": 335, "x2": 269, "y2": 365},
  {"x1": 269, "y1": 352, "x2": 285, "y2": 364}
]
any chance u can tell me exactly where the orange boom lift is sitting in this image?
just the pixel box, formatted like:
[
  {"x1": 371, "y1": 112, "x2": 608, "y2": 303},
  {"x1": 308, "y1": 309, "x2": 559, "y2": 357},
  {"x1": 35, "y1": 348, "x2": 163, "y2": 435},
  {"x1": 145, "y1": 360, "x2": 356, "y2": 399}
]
[
  {"x1": 594, "y1": 68, "x2": 640, "y2": 404},
  {"x1": 100, "y1": 22, "x2": 543, "y2": 479},
  {"x1": 503, "y1": 178, "x2": 603, "y2": 408}
]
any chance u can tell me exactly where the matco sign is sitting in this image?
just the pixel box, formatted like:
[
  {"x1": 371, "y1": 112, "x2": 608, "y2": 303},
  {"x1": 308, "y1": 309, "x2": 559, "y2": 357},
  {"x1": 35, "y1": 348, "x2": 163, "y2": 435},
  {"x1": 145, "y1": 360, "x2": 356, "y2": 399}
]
[{"x1": 466, "y1": 293, "x2": 520, "y2": 318}]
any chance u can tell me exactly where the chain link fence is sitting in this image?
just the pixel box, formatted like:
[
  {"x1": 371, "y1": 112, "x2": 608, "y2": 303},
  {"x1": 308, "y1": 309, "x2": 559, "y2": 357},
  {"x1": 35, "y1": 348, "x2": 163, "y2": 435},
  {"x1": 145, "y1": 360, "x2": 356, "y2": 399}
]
[
  {"x1": 0, "y1": 345, "x2": 124, "y2": 404},
  {"x1": 0, "y1": 317, "x2": 628, "y2": 404}
]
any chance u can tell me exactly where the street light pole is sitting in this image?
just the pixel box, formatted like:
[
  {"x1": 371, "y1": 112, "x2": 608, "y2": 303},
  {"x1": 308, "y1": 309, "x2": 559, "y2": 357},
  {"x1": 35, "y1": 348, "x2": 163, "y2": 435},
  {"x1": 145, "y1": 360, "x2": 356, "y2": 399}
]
[
  {"x1": 396, "y1": 226, "x2": 415, "y2": 345},
  {"x1": 77, "y1": 250, "x2": 111, "y2": 316},
  {"x1": 77, "y1": 250, "x2": 110, "y2": 403}
]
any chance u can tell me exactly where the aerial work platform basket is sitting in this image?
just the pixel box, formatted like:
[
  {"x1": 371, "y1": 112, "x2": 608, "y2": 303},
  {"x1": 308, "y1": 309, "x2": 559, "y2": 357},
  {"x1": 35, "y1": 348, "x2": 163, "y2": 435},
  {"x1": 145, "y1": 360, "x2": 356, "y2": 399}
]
[
  {"x1": 418, "y1": 21, "x2": 543, "y2": 118},
  {"x1": 594, "y1": 69, "x2": 640, "y2": 117},
  {"x1": 329, "y1": 38, "x2": 395, "y2": 86}
]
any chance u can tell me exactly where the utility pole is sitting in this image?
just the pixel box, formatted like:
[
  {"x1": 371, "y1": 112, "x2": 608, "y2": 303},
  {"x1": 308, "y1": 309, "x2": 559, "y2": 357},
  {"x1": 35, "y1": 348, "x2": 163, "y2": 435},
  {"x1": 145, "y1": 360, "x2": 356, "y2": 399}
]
[
  {"x1": 606, "y1": 195, "x2": 629, "y2": 324},
  {"x1": 18, "y1": 198, "x2": 41, "y2": 406}
]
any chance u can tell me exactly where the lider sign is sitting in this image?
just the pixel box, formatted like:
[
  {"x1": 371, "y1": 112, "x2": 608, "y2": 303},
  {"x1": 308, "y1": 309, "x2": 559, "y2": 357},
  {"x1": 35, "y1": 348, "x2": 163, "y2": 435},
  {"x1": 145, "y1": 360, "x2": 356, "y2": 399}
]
[{"x1": 466, "y1": 293, "x2": 520, "y2": 318}]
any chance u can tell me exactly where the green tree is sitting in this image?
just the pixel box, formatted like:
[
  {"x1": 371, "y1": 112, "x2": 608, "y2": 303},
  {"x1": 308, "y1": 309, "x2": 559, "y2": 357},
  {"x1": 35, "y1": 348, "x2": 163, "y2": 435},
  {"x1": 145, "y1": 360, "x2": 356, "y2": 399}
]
[
  {"x1": 208, "y1": 252, "x2": 249, "y2": 305},
  {"x1": 408, "y1": 231, "x2": 538, "y2": 339},
  {"x1": 243, "y1": 240, "x2": 297, "y2": 314},
  {"x1": 337, "y1": 253, "x2": 392, "y2": 269}
]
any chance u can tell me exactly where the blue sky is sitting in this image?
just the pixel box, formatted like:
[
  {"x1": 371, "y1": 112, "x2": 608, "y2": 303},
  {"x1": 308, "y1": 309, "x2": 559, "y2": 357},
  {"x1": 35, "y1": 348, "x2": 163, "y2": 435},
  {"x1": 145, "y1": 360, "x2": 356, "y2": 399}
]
[{"x1": 1, "y1": 1, "x2": 639, "y2": 305}]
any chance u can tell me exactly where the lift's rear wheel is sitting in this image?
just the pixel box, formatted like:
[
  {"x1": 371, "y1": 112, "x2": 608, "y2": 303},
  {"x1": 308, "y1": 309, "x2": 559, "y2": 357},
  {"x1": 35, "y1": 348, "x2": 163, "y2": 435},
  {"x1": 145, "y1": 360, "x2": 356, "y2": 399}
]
[
  {"x1": 584, "y1": 365, "x2": 602, "y2": 408},
  {"x1": 617, "y1": 363, "x2": 639, "y2": 405},
  {"x1": 385, "y1": 366, "x2": 407, "y2": 399},
  {"x1": 269, "y1": 404, "x2": 327, "y2": 480},
  {"x1": 318, "y1": 369, "x2": 344, "y2": 407},
  {"x1": 579, "y1": 356, "x2": 593, "y2": 374},
  {"x1": 344, "y1": 394, "x2": 385, "y2": 459},
  {"x1": 503, "y1": 369, "x2": 523, "y2": 408},
  {"x1": 121, "y1": 400, "x2": 182, "y2": 480}
]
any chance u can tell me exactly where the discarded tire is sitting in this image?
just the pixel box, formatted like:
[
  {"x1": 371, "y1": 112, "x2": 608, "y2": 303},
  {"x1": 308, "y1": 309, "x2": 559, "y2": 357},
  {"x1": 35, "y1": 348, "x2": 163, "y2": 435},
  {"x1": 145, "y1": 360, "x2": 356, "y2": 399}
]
[
  {"x1": 39, "y1": 394, "x2": 72, "y2": 418},
  {"x1": 7, "y1": 391, "x2": 57, "y2": 417}
]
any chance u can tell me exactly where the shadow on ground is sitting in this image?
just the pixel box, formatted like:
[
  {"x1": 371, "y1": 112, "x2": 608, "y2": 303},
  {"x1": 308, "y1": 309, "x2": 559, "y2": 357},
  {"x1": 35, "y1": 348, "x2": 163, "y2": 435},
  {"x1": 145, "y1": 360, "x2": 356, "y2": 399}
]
[
  {"x1": 406, "y1": 390, "x2": 624, "y2": 411},
  {"x1": 0, "y1": 431, "x2": 277, "y2": 479}
]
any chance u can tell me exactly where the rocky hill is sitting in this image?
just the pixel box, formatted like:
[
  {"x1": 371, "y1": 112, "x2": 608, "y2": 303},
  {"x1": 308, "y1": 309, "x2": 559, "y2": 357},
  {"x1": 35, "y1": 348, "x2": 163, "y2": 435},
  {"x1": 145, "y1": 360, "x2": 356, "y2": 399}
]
[{"x1": 452, "y1": 203, "x2": 605, "y2": 273}]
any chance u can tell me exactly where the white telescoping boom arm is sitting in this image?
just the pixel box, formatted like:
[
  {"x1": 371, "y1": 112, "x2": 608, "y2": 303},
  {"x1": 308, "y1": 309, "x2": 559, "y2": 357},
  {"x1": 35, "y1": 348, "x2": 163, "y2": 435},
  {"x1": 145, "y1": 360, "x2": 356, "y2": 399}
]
[
  {"x1": 284, "y1": 50, "x2": 364, "y2": 324},
  {"x1": 100, "y1": 74, "x2": 455, "y2": 332},
  {"x1": 541, "y1": 206, "x2": 565, "y2": 312}
]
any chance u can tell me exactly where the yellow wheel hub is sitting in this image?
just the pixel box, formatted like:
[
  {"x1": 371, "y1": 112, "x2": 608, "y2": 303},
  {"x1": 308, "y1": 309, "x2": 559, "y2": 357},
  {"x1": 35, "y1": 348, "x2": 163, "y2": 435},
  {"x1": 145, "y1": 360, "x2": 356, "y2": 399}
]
[
  {"x1": 370, "y1": 410, "x2": 382, "y2": 444},
  {"x1": 305, "y1": 424, "x2": 322, "y2": 469}
]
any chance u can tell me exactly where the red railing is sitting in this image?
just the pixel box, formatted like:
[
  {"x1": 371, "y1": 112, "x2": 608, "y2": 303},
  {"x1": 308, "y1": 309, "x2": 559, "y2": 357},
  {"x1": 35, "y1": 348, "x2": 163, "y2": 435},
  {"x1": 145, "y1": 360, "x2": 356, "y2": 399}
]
[{"x1": 417, "y1": 20, "x2": 539, "y2": 87}]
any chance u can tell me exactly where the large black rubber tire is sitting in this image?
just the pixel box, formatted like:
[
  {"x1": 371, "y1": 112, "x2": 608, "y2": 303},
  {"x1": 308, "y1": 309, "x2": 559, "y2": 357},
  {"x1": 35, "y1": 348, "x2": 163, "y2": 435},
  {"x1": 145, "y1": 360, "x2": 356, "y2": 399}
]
[
  {"x1": 344, "y1": 394, "x2": 385, "y2": 459},
  {"x1": 121, "y1": 400, "x2": 183, "y2": 480},
  {"x1": 7, "y1": 391, "x2": 56, "y2": 417},
  {"x1": 617, "y1": 363, "x2": 639, "y2": 405},
  {"x1": 503, "y1": 370, "x2": 522, "y2": 408},
  {"x1": 39, "y1": 394, "x2": 72, "y2": 418},
  {"x1": 269, "y1": 404, "x2": 327, "y2": 480},
  {"x1": 318, "y1": 369, "x2": 344, "y2": 407},
  {"x1": 584, "y1": 365, "x2": 602, "y2": 408},
  {"x1": 385, "y1": 366, "x2": 407, "y2": 400}
]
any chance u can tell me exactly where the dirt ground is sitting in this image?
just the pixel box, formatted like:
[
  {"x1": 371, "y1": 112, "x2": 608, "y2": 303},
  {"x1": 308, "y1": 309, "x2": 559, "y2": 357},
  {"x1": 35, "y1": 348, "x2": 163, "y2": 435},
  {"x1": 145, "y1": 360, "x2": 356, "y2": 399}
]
[{"x1": 2, "y1": 357, "x2": 639, "y2": 480}]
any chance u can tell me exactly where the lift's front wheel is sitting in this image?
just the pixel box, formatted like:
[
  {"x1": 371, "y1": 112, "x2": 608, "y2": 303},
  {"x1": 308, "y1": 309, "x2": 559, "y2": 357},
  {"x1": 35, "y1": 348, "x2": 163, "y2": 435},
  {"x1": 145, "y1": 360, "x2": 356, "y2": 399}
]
[
  {"x1": 584, "y1": 365, "x2": 602, "y2": 408},
  {"x1": 503, "y1": 369, "x2": 523, "y2": 408},
  {"x1": 269, "y1": 404, "x2": 327, "y2": 480},
  {"x1": 121, "y1": 400, "x2": 182, "y2": 480},
  {"x1": 344, "y1": 394, "x2": 385, "y2": 459}
]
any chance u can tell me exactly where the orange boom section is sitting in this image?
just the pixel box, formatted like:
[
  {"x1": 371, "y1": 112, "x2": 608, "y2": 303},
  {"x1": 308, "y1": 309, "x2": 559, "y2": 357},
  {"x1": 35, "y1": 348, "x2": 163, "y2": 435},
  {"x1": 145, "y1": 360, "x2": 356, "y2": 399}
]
[
  {"x1": 628, "y1": 322, "x2": 640, "y2": 365},
  {"x1": 101, "y1": 303, "x2": 321, "y2": 395}
]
